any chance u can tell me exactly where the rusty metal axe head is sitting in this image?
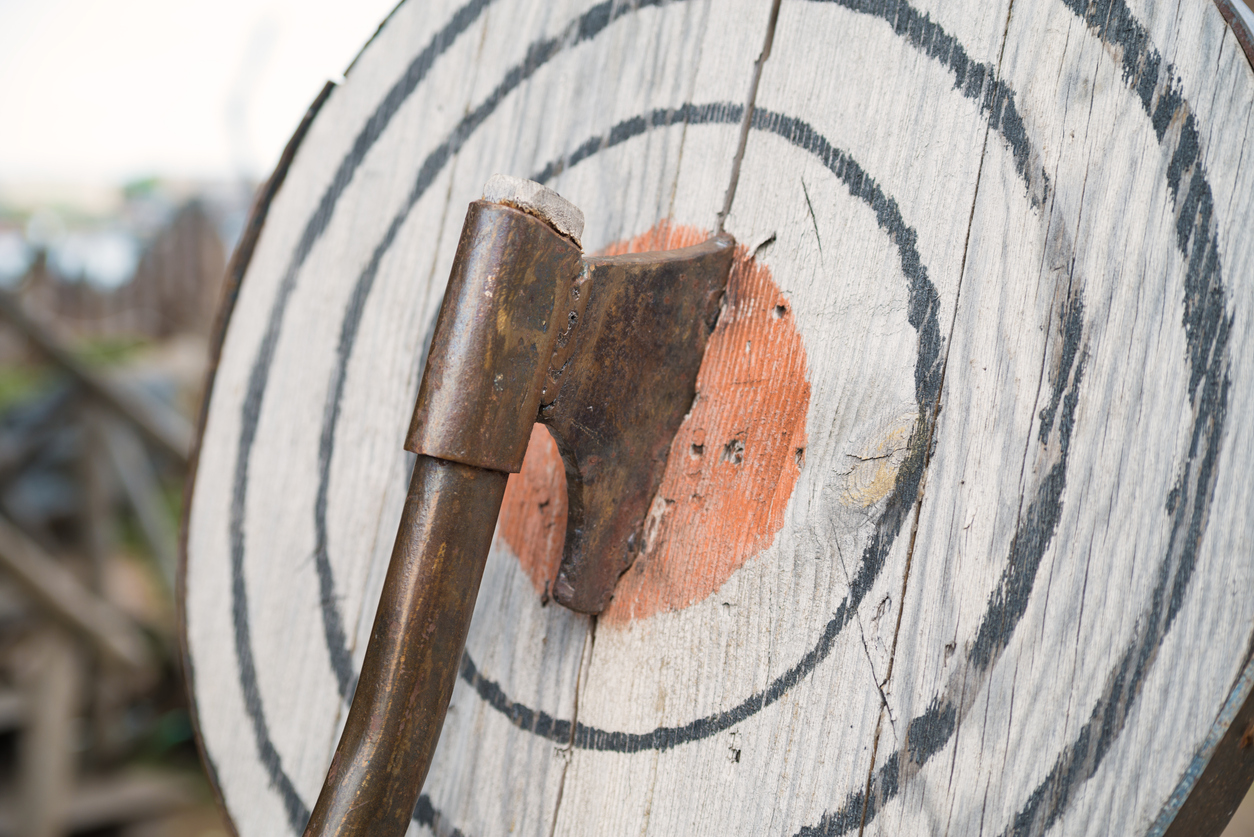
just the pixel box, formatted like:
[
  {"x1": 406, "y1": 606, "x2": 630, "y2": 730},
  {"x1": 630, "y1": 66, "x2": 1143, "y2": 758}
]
[{"x1": 410, "y1": 175, "x2": 734, "y2": 613}]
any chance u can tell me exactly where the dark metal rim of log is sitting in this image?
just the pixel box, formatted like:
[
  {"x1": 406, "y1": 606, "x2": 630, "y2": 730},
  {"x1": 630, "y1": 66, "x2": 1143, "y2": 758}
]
[{"x1": 177, "y1": 2, "x2": 1254, "y2": 836}]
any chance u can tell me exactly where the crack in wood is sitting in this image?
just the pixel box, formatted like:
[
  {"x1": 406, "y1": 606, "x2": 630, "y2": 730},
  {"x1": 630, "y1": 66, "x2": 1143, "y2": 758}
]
[
  {"x1": 857, "y1": 2, "x2": 1023, "y2": 832},
  {"x1": 717, "y1": 0, "x2": 783, "y2": 233},
  {"x1": 548, "y1": 621, "x2": 596, "y2": 837}
]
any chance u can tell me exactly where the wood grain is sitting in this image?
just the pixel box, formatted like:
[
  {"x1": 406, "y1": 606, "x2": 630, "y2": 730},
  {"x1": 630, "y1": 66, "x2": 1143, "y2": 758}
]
[{"x1": 182, "y1": 0, "x2": 1254, "y2": 835}]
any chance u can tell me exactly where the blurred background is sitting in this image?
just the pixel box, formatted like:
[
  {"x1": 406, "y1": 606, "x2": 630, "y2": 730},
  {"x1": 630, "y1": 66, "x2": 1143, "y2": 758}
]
[
  {"x1": 0, "y1": 0, "x2": 1250, "y2": 836},
  {"x1": 0, "y1": 0, "x2": 395, "y2": 834}
]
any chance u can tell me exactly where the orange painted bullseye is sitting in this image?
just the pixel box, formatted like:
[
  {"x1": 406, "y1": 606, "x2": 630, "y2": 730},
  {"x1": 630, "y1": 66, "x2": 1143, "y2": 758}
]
[{"x1": 497, "y1": 222, "x2": 811, "y2": 624}]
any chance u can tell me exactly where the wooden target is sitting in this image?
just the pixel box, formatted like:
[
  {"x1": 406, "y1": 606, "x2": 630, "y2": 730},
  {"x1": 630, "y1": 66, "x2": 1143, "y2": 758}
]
[{"x1": 181, "y1": 0, "x2": 1254, "y2": 834}]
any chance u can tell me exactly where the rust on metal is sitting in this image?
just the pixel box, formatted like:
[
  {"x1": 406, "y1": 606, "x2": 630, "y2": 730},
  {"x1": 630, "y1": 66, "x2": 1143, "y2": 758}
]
[
  {"x1": 305, "y1": 177, "x2": 734, "y2": 837},
  {"x1": 407, "y1": 200, "x2": 582, "y2": 473},
  {"x1": 541, "y1": 236, "x2": 734, "y2": 612},
  {"x1": 303, "y1": 455, "x2": 507, "y2": 837}
]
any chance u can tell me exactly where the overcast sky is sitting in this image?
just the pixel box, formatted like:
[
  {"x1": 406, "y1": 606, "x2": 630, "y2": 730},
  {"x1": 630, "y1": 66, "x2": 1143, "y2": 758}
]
[
  {"x1": 0, "y1": 0, "x2": 1251, "y2": 186},
  {"x1": 0, "y1": 0, "x2": 398, "y2": 184}
]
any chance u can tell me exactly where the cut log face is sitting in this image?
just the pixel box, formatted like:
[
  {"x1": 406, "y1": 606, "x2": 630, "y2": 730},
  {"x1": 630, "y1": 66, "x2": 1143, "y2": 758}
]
[{"x1": 181, "y1": 0, "x2": 1254, "y2": 835}]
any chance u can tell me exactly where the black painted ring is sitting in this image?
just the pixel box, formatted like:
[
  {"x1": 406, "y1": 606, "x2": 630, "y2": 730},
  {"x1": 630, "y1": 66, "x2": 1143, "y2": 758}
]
[{"x1": 205, "y1": 0, "x2": 1234, "y2": 834}]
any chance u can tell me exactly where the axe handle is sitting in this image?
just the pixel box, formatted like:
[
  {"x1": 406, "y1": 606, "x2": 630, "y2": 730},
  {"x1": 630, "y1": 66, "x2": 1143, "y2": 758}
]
[
  {"x1": 302, "y1": 454, "x2": 507, "y2": 837},
  {"x1": 305, "y1": 192, "x2": 577, "y2": 837}
]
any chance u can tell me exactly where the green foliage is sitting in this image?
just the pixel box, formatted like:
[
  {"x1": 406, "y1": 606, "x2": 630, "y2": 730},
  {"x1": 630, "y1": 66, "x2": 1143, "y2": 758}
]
[{"x1": 0, "y1": 364, "x2": 51, "y2": 410}]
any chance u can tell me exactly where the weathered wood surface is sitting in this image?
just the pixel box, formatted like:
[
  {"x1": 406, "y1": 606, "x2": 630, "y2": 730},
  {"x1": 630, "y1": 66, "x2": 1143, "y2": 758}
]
[{"x1": 182, "y1": 0, "x2": 1254, "y2": 835}]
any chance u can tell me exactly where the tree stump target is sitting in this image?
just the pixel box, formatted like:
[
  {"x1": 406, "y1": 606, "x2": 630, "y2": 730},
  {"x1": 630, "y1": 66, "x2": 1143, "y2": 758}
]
[{"x1": 180, "y1": 1, "x2": 1254, "y2": 835}]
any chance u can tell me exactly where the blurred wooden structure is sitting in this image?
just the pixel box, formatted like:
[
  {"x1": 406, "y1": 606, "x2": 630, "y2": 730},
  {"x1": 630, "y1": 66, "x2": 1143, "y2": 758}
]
[
  {"x1": 0, "y1": 202, "x2": 216, "y2": 834},
  {"x1": 5, "y1": 201, "x2": 225, "y2": 363}
]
